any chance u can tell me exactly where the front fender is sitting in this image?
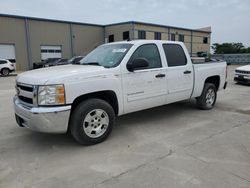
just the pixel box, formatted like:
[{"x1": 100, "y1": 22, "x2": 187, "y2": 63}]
[{"x1": 64, "y1": 74, "x2": 124, "y2": 115}]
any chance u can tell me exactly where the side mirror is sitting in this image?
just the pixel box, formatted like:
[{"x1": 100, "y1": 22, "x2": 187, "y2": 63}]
[{"x1": 127, "y1": 58, "x2": 149, "y2": 72}]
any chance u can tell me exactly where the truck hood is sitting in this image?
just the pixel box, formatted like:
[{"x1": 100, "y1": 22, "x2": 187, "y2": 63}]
[
  {"x1": 16, "y1": 65, "x2": 107, "y2": 85},
  {"x1": 236, "y1": 65, "x2": 250, "y2": 71}
]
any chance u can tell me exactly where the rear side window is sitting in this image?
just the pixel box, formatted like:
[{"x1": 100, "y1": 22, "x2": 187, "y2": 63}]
[
  {"x1": 130, "y1": 44, "x2": 162, "y2": 69},
  {"x1": 163, "y1": 44, "x2": 187, "y2": 67},
  {"x1": 0, "y1": 60, "x2": 7, "y2": 64}
]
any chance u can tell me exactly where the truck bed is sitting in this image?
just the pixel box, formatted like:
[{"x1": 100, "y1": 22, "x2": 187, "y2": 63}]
[{"x1": 191, "y1": 60, "x2": 227, "y2": 98}]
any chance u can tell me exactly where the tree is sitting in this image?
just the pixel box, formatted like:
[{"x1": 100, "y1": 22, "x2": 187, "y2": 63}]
[{"x1": 212, "y1": 43, "x2": 249, "y2": 54}]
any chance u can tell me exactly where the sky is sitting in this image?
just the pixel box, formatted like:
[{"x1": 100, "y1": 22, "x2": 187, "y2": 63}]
[{"x1": 0, "y1": 0, "x2": 250, "y2": 47}]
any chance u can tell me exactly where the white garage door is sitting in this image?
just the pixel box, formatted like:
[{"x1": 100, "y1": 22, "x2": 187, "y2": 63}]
[
  {"x1": 0, "y1": 44, "x2": 16, "y2": 62},
  {"x1": 41, "y1": 45, "x2": 62, "y2": 60}
]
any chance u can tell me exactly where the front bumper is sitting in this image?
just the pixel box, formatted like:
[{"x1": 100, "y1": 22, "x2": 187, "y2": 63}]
[
  {"x1": 234, "y1": 75, "x2": 250, "y2": 84},
  {"x1": 14, "y1": 96, "x2": 71, "y2": 133}
]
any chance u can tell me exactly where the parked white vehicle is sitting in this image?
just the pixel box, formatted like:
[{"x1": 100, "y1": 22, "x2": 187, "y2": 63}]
[
  {"x1": 0, "y1": 59, "x2": 15, "y2": 76},
  {"x1": 14, "y1": 40, "x2": 227, "y2": 145},
  {"x1": 234, "y1": 65, "x2": 250, "y2": 84}
]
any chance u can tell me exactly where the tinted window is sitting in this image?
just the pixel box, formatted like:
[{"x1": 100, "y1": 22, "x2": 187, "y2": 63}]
[
  {"x1": 163, "y1": 44, "x2": 187, "y2": 67},
  {"x1": 108, "y1": 35, "x2": 114, "y2": 43},
  {"x1": 123, "y1": 31, "x2": 130, "y2": 40},
  {"x1": 138, "y1": 30, "x2": 146, "y2": 39},
  {"x1": 9, "y1": 59, "x2": 16, "y2": 63},
  {"x1": 129, "y1": 44, "x2": 162, "y2": 70},
  {"x1": 0, "y1": 60, "x2": 7, "y2": 64},
  {"x1": 154, "y1": 32, "x2": 161, "y2": 40}
]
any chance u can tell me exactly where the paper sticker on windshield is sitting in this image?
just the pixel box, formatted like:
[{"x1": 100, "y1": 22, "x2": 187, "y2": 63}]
[{"x1": 112, "y1": 49, "x2": 127, "y2": 53}]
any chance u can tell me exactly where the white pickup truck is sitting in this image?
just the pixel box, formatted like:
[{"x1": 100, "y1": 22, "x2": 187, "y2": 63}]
[{"x1": 14, "y1": 40, "x2": 227, "y2": 145}]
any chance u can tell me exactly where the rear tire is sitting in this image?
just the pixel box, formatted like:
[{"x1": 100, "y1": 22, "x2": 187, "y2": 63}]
[
  {"x1": 196, "y1": 83, "x2": 217, "y2": 110},
  {"x1": 1, "y1": 68, "x2": 10, "y2": 76},
  {"x1": 69, "y1": 98, "x2": 115, "y2": 145}
]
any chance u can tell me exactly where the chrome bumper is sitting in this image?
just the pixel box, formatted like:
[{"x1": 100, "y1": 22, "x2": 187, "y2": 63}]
[{"x1": 14, "y1": 96, "x2": 71, "y2": 133}]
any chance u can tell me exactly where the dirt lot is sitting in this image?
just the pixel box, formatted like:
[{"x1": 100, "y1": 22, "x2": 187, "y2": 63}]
[{"x1": 0, "y1": 65, "x2": 250, "y2": 188}]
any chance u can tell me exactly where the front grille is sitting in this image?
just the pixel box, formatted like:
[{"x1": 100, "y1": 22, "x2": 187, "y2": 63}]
[
  {"x1": 16, "y1": 83, "x2": 35, "y2": 106},
  {"x1": 17, "y1": 84, "x2": 33, "y2": 92},
  {"x1": 18, "y1": 96, "x2": 33, "y2": 104},
  {"x1": 235, "y1": 70, "x2": 250, "y2": 74}
]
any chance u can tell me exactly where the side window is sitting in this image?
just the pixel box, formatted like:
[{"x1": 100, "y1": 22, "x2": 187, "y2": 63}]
[
  {"x1": 0, "y1": 60, "x2": 7, "y2": 64},
  {"x1": 129, "y1": 44, "x2": 162, "y2": 70},
  {"x1": 163, "y1": 44, "x2": 187, "y2": 67}
]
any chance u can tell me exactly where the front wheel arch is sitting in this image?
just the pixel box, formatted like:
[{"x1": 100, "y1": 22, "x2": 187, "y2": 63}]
[{"x1": 70, "y1": 90, "x2": 119, "y2": 116}]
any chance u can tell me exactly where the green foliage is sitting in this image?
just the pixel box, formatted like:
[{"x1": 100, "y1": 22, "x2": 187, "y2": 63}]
[{"x1": 212, "y1": 43, "x2": 250, "y2": 54}]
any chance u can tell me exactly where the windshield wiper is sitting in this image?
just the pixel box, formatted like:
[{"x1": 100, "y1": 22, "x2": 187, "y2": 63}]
[
  {"x1": 82, "y1": 62, "x2": 101, "y2": 66},
  {"x1": 81, "y1": 62, "x2": 109, "y2": 68}
]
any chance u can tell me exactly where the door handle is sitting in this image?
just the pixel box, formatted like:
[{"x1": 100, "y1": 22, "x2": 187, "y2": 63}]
[
  {"x1": 183, "y1": 70, "x2": 192, "y2": 74},
  {"x1": 155, "y1": 74, "x2": 166, "y2": 78}
]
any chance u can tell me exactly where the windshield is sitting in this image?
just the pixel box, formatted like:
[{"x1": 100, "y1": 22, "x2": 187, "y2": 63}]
[{"x1": 79, "y1": 43, "x2": 133, "y2": 68}]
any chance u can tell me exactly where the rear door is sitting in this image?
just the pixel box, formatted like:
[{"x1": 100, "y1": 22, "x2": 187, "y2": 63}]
[
  {"x1": 162, "y1": 44, "x2": 194, "y2": 102},
  {"x1": 122, "y1": 44, "x2": 167, "y2": 113},
  {"x1": 0, "y1": 60, "x2": 7, "y2": 70}
]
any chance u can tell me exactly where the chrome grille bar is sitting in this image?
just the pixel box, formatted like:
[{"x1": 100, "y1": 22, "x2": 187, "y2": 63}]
[{"x1": 16, "y1": 83, "x2": 36, "y2": 107}]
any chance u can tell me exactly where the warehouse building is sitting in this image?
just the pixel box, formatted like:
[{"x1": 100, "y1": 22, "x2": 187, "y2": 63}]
[{"x1": 0, "y1": 14, "x2": 211, "y2": 71}]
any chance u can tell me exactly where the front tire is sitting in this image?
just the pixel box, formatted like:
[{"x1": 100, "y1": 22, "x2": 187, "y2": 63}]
[
  {"x1": 196, "y1": 83, "x2": 217, "y2": 110},
  {"x1": 70, "y1": 99, "x2": 115, "y2": 145},
  {"x1": 1, "y1": 68, "x2": 10, "y2": 76}
]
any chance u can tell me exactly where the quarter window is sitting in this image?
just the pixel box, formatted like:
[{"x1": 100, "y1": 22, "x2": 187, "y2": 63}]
[
  {"x1": 163, "y1": 44, "x2": 187, "y2": 67},
  {"x1": 129, "y1": 44, "x2": 162, "y2": 70}
]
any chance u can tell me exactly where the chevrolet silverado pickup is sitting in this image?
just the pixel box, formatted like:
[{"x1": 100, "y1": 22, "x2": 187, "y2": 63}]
[{"x1": 14, "y1": 40, "x2": 227, "y2": 145}]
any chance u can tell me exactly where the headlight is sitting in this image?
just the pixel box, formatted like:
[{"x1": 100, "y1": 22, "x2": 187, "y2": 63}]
[{"x1": 38, "y1": 85, "x2": 65, "y2": 106}]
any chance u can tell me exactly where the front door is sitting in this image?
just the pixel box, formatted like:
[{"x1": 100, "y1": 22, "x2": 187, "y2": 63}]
[{"x1": 122, "y1": 44, "x2": 167, "y2": 113}]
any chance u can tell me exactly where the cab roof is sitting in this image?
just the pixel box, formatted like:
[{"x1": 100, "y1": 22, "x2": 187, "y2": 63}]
[{"x1": 102, "y1": 40, "x2": 184, "y2": 46}]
